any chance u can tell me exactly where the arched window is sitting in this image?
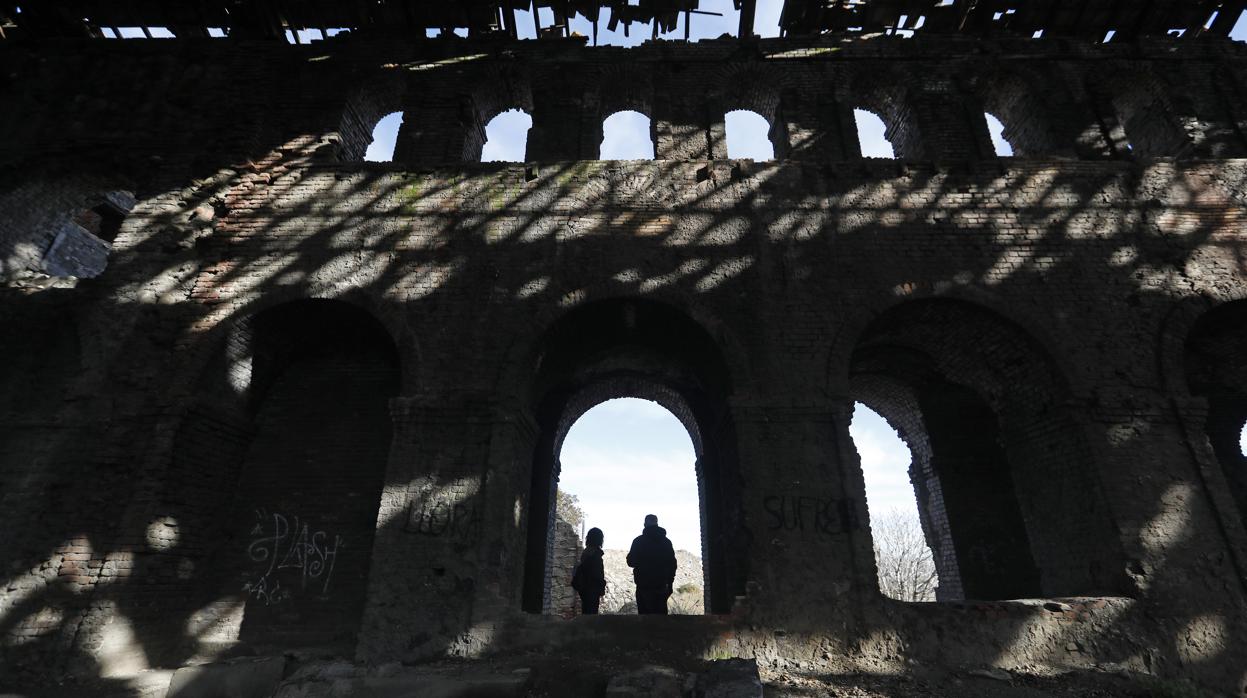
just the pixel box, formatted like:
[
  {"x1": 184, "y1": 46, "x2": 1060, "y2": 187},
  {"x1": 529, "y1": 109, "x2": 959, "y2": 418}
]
[
  {"x1": 481, "y1": 109, "x2": 533, "y2": 162},
  {"x1": 552, "y1": 398, "x2": 704, "y2": 615},
  {"x1": 985, "y1": 112, "x2": 1015, "y2": 156},
  {"x1": 854, "y1": 109, "x2": 896, "y2": 159},
  {"x1": 850, "y1": 403, "x2": 938, "y2": 602},
  {"x1": 364, "y1": 112, "x2": 403, "y2": 163},
  {"x1": 600, "y1": 110, "x2": 655, "y2": 160},
  {"x1": 724, "y1": 110, "x2": 774, "y2": 160}
]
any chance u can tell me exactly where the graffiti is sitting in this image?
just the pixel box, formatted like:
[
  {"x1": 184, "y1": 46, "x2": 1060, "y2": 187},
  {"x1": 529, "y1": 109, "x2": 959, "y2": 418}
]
[
  {"x1": 407, "y1": 499, "x2": 482, "y2": 541},
  {"x1": 762, "y1": 495, "x2": 858, "y2": 538},
  {"x1": 243, "y1": 510, "x2": 342, "y2": 605}
]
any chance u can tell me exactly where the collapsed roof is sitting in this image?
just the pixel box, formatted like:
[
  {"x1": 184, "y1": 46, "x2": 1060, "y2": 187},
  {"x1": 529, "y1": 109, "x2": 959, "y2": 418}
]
[{"x1": 1, "y1": 0, "x2": 1244, "y2": 42}]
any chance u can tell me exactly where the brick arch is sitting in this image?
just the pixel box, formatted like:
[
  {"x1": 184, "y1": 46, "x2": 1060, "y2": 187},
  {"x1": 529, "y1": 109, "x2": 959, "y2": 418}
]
[
  {"x1": 824, "y1": 286, "x2": 1091, "y2": 399},
  {"x1": 714, "y1": 65, "x2": 784, "y2": 122},
  {"x1": 519, "y1": 297, "x2": 747, "y2": 615},
  {"x1": 471, "y1": 65, "x2": 535, "y2": 126},
  {"x1": 494, "y1": 285, "x2": 754, "y2": 408},
  {"x1": 172, "y1": 289, "x2": 417, "y2": 402},
  {"x1": 846, "y1": 297, "x2": 1127, "y2": 600},
  {"x1": 596, "y1": 64, "x2": 654, "y2": 120}
]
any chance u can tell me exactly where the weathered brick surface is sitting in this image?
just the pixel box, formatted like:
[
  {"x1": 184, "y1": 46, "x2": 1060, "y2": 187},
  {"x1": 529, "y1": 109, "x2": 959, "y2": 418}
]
[{"x1": 0, "y1": 32, "x2": 1246, "y2": 694}]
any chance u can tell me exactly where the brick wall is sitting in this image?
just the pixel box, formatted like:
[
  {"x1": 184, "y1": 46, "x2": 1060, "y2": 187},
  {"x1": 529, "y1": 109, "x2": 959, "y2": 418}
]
[{"x1": 2, "y1": 32, "x2": 1247, "y2": 693}]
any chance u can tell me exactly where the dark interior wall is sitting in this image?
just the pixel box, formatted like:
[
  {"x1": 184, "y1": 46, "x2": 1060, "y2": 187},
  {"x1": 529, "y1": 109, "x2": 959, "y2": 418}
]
[
  {"x1": 919, "y1": 382, "x2": 1041, "y2": 600},
  {"x1": 0, "y1": 297, "x2": 88, "y2": 661}
]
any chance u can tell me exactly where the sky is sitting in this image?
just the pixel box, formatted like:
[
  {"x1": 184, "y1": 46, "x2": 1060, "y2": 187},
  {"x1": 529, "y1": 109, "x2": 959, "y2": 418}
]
[{"x1": 558, "y1": 398, "x2": 918, "y2": 557}]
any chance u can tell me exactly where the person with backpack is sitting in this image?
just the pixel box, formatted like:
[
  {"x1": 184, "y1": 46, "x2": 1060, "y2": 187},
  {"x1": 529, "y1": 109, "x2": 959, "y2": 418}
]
[{"x1": 571, "y1": 527, "x2": 606, "y2": 614}]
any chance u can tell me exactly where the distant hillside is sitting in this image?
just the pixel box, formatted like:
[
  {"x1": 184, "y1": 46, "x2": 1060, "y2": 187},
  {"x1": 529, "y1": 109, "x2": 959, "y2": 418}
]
[{"x1": 601, "y1": 548, "x2": 704, "y2": 615}]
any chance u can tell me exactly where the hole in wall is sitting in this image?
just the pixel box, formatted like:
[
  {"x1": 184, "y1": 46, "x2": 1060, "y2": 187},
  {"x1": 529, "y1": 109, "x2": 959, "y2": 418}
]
[
  {"x1": 41, "y1": 191, "x2": 134, "y2": 279},
  {"x1": 552, "y1": 398, "x2": 705, "y2": 616},
  {"x1": 364, "y1": 112, "x2": 403, "y2": 163},
  {"x1": 600, "y1": 110, "x2": 655, "y2": 160},
  {"x1": 724, "y1": 110, "x2": 774, "y2": 160},
  {"x1": 482, "y1": 109, "x2": 533, "y2": 162},
  {"x1": 985, "y1": 112, "x2": 1014, "y2": 156},
  {"x1": 854, "y1": 109, "x2": 896, "y2": 159},
  {"x1": 850, "y1": 403, "x2": 939, "y2": 602}
]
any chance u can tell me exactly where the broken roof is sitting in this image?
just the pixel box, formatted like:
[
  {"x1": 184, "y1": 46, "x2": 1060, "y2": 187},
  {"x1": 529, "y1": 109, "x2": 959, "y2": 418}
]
[{"x1": 0, "y1": 1, "x2": 1243, "y2": 42}]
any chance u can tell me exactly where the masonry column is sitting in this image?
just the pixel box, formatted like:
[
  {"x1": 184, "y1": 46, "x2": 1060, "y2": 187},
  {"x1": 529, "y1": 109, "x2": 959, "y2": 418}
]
[
  {"x1": 1081, "y1": 389, "x2": 1247, "y2": 689},
  {"x1": 357, "y1": 392, "x2": 527, "y2": 662},
  {"x1": 653, "y1": 93, "x2": 714, "y2": 161},
  {"x1": 902, "y1": 74, "x2": 996, "y2": 162},
  {"x1": 778, "y1": 89, "x2": 858, "y2": 162},
  {"x1": 395, "y1": 93, "x2": 483, "y2": 165},
  {"x1": 527, "y1": 87, "x2": 589, "y2": 161},
  {"x1": 729, "y1": 394, "x2": 874, "y2": 627}
]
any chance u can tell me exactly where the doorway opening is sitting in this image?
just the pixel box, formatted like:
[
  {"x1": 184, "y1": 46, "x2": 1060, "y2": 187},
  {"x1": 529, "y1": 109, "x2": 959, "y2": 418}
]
[
  {"x1": 520, "y1": 298, "x2": 744, "y2": 616},
  {"x1": 552, "y1": 398, "x2": 704, "y2": 615}
]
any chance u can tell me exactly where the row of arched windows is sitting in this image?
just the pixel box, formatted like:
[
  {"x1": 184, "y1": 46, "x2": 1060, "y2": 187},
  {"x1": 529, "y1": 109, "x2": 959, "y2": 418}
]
[{"x1": 362, "y1": 106, "x2": 1018, "y2": 163}]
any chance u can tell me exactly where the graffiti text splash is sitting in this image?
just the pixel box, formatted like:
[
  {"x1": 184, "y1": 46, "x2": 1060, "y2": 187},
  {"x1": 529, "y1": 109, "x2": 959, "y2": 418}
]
[{"x1": 243, "y1": 510, "x2": 342, "y2": 605}]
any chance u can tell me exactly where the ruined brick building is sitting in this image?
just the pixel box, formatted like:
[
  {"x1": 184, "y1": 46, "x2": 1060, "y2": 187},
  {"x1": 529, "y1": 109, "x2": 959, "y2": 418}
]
[{"x1": 2, "y1": 0, "x2": 1247, "y2": 695}]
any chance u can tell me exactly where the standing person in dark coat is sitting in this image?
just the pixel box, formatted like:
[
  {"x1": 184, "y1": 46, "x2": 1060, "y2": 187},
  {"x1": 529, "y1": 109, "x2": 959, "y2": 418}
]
[
  {"x1": 626, "y1": 514, "x2": 677, "y2": 614},
  {"x1": 572, "y1": 527, "x2": 607, "y2": 614}
]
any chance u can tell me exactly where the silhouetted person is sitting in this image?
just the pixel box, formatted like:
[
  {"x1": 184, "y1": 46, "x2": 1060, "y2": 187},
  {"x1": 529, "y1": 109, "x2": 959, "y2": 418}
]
[
  {"x1": 572, "y1": 527, "x2": 606, "y2": 614},
  {"x1": 626, "y1": 514, "x2": 676, "y2": 614}
]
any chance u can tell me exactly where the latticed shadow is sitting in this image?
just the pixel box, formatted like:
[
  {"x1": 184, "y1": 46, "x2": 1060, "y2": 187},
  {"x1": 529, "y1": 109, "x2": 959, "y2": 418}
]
[{"x1": 1, "y1": 26, "x2": 1247, "y2": 696}]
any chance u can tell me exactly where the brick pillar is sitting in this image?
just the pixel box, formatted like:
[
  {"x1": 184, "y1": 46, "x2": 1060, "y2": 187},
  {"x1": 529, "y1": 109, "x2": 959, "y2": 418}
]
[
  {"x1": 395, "y1": 94, "x2": 483, "y2": 165},
  {"x1": 904, "y1": 77, "x2": 995, "y2": 162},
  {"x1": 356, "y1": 394, "x2": 496, "y2": 662},
  {"x1": 729, "y1": 396, "x2": 874, "y2": 625},
  {"x1": 779, "y1": 90, "x2": 856, "y2": 162},
  {"x1": 1044, "y1": 70, "x2": 1123, "y2": 159},
  {"x1": 527, "y1": 87, "x2": 589, "y2": 161},
  {"x1": 654, "y1": 95, "x2": 713, "y2": 161}
]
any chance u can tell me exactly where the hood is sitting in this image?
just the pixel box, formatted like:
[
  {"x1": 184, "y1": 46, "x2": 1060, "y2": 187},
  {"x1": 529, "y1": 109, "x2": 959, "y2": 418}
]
[{"x1": 642, "y1": 525, "x2": 668, "y2": 538}]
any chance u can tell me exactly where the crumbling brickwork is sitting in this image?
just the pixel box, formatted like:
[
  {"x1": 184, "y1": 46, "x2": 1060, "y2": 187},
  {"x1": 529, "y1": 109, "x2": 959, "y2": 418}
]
[{"x1": 1, "y1": 24, "x2": 1247, "y2": 696}]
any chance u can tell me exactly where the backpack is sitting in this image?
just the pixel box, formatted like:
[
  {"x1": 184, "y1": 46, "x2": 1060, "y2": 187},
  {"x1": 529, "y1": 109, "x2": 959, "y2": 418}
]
[{"x1": 570, "y1": 562, "x2": 583, "y2": 593}]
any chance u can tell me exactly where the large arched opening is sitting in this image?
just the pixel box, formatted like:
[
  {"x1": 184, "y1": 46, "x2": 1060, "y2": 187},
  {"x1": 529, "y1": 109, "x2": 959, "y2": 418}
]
[
  {"x1": 1184, "y1": 299, "x2": 1247, "y2": 528},
  {"x1": 160, "y1": 299, "x2": 400, "y2": 654},
  {"x1": 520, "y1": 299, "x2": 743, "y2": 615},
  {"x1": 549, "y1": 398, "x2": 704, "y2": 616},
  {"x1": 848, "y1": 299, "x2": 1126, "y2": 601}
]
